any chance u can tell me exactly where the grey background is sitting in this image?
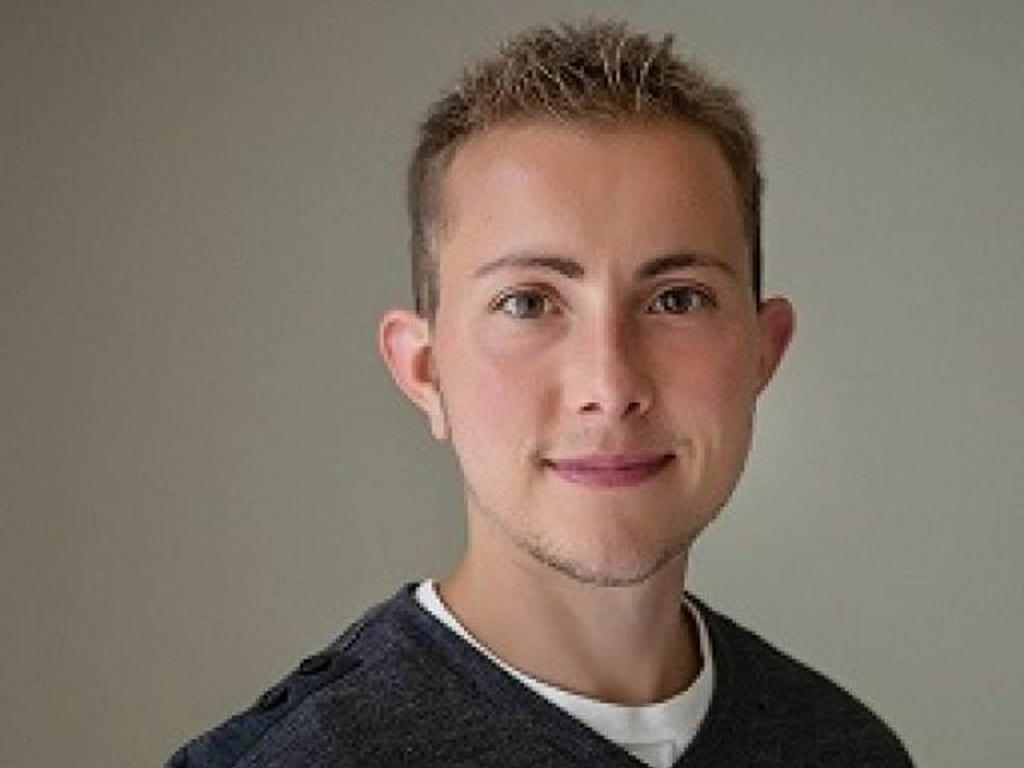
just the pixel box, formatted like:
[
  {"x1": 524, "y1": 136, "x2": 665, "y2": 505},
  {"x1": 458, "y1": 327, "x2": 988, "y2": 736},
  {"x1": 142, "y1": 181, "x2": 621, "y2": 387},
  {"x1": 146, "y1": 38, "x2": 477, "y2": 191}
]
[{"x1": 3, "y1": 2, "x2": 1022, "y2": 766}]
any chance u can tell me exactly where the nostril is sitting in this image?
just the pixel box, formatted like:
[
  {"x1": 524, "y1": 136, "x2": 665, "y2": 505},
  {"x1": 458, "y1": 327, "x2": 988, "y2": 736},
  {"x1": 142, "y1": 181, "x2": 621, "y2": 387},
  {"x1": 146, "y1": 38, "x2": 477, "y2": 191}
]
[{"x1": 578, "y1": 398, "x2": 645, "y2": 416}]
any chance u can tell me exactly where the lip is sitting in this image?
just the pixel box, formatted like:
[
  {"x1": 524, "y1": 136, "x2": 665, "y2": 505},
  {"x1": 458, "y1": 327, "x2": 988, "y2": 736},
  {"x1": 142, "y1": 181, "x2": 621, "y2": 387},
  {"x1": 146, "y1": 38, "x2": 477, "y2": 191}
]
[{"x1": 543, "y1": 453, "x2": 674, "y2": 489}]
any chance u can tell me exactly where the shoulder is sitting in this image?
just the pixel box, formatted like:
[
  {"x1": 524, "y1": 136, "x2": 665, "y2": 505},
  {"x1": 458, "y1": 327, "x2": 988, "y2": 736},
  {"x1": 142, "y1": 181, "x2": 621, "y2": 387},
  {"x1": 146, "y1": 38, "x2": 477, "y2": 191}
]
[
  {"x1": 163, "y1": 585, "x2": 447, "y2": 768},
  {"x1": 689, "y1": 596, "x2": 915, "y2": 766}
]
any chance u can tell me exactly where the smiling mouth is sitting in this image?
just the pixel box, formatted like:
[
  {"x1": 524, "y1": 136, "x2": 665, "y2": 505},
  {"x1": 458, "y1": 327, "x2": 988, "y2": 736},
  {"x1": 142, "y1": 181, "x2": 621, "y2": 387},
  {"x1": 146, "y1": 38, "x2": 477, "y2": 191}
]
[{"x1": 542, "y1": 453, "x2": 675, "y2": 489}]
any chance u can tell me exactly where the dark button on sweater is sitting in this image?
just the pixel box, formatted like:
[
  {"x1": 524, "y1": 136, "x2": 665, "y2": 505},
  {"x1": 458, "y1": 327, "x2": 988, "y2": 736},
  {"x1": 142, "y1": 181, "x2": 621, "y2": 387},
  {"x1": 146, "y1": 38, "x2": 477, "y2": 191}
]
[
  {"x1": 257, "y1": 683, "x2": 289, "y2": 711},
  {"x1": 298, "y1": 651, "x2": 334, "y2": 676}
]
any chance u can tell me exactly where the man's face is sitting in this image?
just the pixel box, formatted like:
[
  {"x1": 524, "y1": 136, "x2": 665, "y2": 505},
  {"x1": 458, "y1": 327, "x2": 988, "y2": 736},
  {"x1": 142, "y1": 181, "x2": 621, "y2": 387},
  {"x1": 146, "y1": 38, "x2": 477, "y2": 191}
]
[{"x1": 408, "y1": 120, "x2": 791, "y2": 586}]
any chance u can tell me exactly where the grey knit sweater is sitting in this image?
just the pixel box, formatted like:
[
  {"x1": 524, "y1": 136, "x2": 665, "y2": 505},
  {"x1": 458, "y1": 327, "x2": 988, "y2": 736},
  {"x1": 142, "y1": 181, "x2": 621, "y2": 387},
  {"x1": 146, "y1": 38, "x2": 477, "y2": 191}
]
[{"x1": 166, "y1": 584, "x2": 914, "y2": 767}]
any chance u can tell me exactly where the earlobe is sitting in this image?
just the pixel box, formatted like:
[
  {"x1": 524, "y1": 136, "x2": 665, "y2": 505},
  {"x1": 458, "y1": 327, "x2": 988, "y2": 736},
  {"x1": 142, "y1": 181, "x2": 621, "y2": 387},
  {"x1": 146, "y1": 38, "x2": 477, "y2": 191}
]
[
  {"x1": 755, "y1": 297, "x2": 796, "y2": 394},
  {"x1": 378, "y1": 310, "x2": 449, "y2": 440}
]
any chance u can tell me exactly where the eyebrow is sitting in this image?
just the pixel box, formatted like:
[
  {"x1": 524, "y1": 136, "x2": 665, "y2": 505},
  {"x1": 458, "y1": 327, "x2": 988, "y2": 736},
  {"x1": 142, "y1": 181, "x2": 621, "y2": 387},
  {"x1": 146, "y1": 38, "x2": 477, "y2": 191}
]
[
  {"x1": 472, "y1": 253, "x2": 584, "y2": 279},
  {"x1": 635, "y1": 253, "x2": 737, "y2": 280},
  {"x1": 471, "y1": 250, "x2": 736, "y2": 281}
]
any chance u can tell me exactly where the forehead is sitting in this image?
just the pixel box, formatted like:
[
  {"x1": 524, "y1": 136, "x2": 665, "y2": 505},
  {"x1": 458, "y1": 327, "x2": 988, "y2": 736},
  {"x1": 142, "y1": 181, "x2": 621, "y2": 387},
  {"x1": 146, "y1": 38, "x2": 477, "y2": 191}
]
[{"x1": 435, "y1": 119, "x2": 748, "y2": 279}]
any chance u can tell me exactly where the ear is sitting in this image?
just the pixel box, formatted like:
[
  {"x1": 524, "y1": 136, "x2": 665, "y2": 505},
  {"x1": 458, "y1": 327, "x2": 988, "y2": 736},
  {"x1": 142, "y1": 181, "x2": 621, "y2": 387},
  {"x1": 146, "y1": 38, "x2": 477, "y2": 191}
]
[
  {"x1": 378, "y1": 309, "x2": 449, "y2": 440},
  {"x1": 754, "y1": 297, "x2": 795, "y2": 394}
]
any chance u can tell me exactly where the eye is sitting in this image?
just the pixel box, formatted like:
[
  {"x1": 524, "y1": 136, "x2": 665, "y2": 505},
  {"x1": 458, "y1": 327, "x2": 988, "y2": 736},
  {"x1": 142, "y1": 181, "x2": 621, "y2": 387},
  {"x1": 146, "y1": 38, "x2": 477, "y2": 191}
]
[
  {"x1": 491, "y1": 289, "x2": 558, "y2": 319},
  {"x1": 647, "y1": 285, "x2": 715, "y2": 315}
]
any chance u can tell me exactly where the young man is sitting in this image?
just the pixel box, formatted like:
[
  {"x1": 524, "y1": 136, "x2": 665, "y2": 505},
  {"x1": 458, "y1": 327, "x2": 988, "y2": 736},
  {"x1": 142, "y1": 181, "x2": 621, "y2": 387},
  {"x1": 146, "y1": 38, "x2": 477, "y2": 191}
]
[{"x1": 167, "y1": 21, "x2": 913, "y2": 768}]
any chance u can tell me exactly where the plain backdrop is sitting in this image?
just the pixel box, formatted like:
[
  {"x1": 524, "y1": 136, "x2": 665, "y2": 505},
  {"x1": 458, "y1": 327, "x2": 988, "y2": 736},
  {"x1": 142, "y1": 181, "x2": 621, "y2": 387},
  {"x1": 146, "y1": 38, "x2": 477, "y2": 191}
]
[{"x1": 3, "y1": 2, "x2": 1022, "y2": 766}]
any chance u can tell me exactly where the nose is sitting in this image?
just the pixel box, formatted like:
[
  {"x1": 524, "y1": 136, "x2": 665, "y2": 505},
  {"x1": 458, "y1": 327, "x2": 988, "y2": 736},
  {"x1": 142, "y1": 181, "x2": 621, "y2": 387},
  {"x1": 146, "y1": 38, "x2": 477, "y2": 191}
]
[{"x1": 569, "y1": 317, "x2": 654, "y2": 420}]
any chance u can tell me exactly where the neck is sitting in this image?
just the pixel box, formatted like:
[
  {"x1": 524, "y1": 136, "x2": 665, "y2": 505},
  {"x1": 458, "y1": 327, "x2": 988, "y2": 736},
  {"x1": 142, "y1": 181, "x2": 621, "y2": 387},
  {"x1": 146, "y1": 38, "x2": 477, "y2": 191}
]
[{"x1": 438, "y1": 524, "x2": 700, "y2": 705}]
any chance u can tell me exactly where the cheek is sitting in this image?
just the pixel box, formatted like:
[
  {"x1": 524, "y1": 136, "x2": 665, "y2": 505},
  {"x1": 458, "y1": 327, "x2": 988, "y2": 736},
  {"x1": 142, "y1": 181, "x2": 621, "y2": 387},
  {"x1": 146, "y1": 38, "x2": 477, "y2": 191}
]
[
  {"x1": 440, "y1": 322, "x2": 556, "y2": 461},
  {"x1": 656, "y1": 327, "x2": 760, "y2": 427}
]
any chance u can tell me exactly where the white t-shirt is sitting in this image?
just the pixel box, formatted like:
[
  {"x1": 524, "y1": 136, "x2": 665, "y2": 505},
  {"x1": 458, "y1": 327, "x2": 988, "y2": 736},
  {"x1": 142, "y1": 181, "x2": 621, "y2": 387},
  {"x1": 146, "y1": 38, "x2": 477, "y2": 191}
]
[{"x1": 414, "y1": 580, "x2": 714, "y2": 768}]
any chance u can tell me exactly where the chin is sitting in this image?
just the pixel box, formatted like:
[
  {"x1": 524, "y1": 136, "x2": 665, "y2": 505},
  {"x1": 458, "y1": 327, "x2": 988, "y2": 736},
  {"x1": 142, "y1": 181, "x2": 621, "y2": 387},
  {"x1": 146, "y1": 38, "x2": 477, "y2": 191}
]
[{"x1": 519, "y1": 527, "x2": 691, "y2": 588}]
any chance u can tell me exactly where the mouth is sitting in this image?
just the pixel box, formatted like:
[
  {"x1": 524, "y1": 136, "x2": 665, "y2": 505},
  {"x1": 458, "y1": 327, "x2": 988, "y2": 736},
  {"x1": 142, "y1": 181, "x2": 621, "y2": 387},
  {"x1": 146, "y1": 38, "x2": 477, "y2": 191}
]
[{"x1": 542, "y1": 453, "x2": 675, "y2": 489}]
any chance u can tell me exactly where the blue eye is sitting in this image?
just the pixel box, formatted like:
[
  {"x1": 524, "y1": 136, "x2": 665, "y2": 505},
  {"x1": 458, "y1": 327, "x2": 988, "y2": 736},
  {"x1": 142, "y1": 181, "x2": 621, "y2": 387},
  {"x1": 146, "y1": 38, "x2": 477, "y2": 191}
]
[
  {"x1": 493, "y1": 289, "x2": 555, "y2": 319},
  {"x1": 648, "y1": 286, "x2": 714, "y2": 314}
]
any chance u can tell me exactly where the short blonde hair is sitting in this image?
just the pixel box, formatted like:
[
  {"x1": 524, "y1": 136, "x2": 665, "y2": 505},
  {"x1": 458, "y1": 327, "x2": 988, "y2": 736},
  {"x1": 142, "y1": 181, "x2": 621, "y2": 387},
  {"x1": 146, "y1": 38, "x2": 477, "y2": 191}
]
[{"x1": 408, "y1": 20, "x2": 762, "y2": 317}]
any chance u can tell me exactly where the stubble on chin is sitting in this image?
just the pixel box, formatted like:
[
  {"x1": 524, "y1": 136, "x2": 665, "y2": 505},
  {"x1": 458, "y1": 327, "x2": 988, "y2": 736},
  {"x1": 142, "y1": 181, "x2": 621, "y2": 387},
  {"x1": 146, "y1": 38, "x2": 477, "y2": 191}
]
[{"x1": 463, "y1": 482, "x2": 692, "y2": 588}]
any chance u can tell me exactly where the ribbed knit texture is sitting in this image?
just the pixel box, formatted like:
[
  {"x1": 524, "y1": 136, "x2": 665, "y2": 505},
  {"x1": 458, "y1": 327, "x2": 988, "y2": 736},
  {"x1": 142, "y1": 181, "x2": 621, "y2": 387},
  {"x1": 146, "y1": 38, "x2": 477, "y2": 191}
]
[{"x1": 167, "y1": 584, "x2": 914, "y2": 767}]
